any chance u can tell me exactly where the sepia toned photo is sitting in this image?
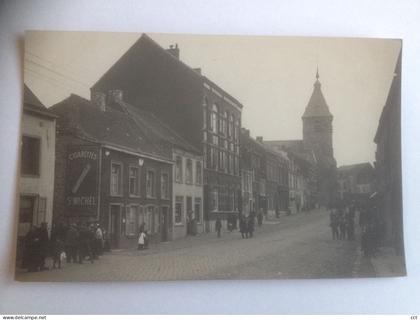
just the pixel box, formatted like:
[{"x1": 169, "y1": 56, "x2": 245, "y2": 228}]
[{"x1": 15, "y1": 31, "x2": 405, "y2": 281}]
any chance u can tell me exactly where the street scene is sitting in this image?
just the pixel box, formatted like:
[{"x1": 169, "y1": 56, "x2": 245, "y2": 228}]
[
  {"x1": 15, "y1": 32, "x2": 406, "y2": 281},
  {"x1": 17, "y1": 208, "x2": 377, "y2": 281}
]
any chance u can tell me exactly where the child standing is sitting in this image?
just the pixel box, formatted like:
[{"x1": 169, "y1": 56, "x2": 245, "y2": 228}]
[{"x1": 138, "y1": 230, "x2": 146, "y2": 250}]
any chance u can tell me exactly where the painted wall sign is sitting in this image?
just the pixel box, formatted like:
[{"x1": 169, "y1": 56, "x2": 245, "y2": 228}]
[{"x1": 66, "y1": 145, "x2": 99, "y2": 216}]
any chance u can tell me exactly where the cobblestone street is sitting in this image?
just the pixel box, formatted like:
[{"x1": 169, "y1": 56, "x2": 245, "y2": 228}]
[{"x1": 16, "y1": 208, "x2": 375, "y2": 281}]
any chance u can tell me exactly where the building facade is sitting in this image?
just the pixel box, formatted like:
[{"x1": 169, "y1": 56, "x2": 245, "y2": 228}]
[
  {"x1": 51, "y1": 93, "x2": 179, "y2": 248},
  {"x1": 337, "y1": 162, "x2": 375, "y2": 202},
  {"x1": 91, "y1": 34, "x2": 243, "y2": 230},
  {"x1": 374, "y1": 50, "x2": 404, "y2": 256},
  {"x1": 17, "y1": 85, "x2": 57, "y2": 260}
]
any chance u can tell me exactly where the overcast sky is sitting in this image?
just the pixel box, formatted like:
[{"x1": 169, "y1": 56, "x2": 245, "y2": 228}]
[{"x1": 24, "y1": 31, "x2": 401, "y2": 166}]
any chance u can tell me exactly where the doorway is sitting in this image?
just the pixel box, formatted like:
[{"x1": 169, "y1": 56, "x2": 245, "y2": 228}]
[
  {"x1": 109, "y1": 204, "x2": 121, "y2": 248},
  {"x1": 160, "y1": 206, "x2": 169, "y2": 242}
]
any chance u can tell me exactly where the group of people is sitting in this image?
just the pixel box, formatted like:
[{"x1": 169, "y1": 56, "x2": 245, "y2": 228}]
[
  {"x1": 329, "y1": 199, "x2": 385, "y2": 258},
  {"x1": 22, "y1": 221, "x2": 109, "y2": 272},
  {"x1": 215, "y1": 211, "x2": 262, "y2": 239},
  {"x1": 329, "y1": 202, "x2": 356, "y2": 241}
]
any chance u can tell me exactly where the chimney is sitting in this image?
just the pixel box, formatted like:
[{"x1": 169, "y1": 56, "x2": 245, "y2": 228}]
[
  {"x1": 241, "y1": 128, "x2": 250, "y2": 138},
  {"x1": 107, "y1": 89, "x2": 123, "y2": 103},
  {"x1": 91, "y1": 91, "x2": 106, "y2": 111},
  {"x1": 166, "y1": 43, "x2": 180, "y2": 59},
  {"x1": 256, "y1": 136, "x2": 263, "y2": 143},
  {"x1": 193, "y1": 68, "x2": 202, "y2": 75}
]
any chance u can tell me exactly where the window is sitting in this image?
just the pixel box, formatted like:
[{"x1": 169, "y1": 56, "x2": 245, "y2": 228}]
[
  {"x1": 210, "y1": 104, "x2": 218, "y2": 133},
  {"x1": 228, "y1": 114, "x2": 234, "y2": 138},
  {"x1": 126, "y1": 205, "x2": 138, "y2": 236},
  {"x1": 194, "y1": 198, "x2": 202, "y2": 223},
  {"x1": 129, "y1": 166, "x2": 140, "y2": 196},
  {"x1": 21, "y1": 136, "x2": 40, "y2": 176},
  {"x1": 161, "y1": 172, "x2": 170, "y2": 199},
  {"x1": 175, "y1": 196, "x2": 183, "y2": 224},
  {"x1": 146, "y1": 206, "x2": 154, "y2": 233},
  {"x1": 219, "y1": 151, "x2": 226, "y2": 172},
  {"x1": 110, "y1": 162, "x2": 123, "y2": 196},
  {"x1": 210, "y1": 188, "x2": 218, "y2": 212},
  {"x1": 175, "y1": 156, "x2": 183, "y2": 183},
  {"x1": 209, "y1": 147, "x2": 218, "y2": 170},
  {"x1": 219, "y1": 111, "x2": 227, "y2": 136},
  {"x1": 186, "y1": 159, "x2": 193, "y2": 184},
  {"x1": 195, "y1": 161, "x2": 202, "y2": 185},
  {"x1": 146, "y1": 169, "x2": 156, "y2": 198}
]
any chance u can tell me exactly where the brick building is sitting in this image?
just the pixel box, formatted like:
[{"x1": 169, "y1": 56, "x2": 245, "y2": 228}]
[
  {"x1": 91, "y1": 34, "x2": 243, "y2": 230},
  {"x1": 50, "y1": 91, "x2": 200, "y2": 248}
]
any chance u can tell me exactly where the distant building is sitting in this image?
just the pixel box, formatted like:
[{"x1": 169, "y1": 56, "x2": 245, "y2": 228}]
[
  {"x1": 265, "y1": 70, "x2": 337, "y2": 207},
  {"x1": 337, "y1": 162, "x2": 375, "y2": 201},
  {"x1": 17, "y1": 85, "x2": 57, "y2": 258},
  {"x1": 240, "y1": 129, "x2": 268, "y2": 217},
  {"x1": 374, "y1": 50, "x2": 404, "y2": 256},
  {"x1": 256, "y1": 137, "x2": 289, "y2": 218},
  {"x1": 91, "y1": 34, "x2": 242, "y2": 230},
  {"x1": 50, "y1": 90, "x2": 202, "y2": 248}
]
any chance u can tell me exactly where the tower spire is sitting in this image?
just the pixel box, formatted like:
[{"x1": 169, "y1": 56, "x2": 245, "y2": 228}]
[{"x1": 316, "y1": 66, "x2": 319, "y2": 80}]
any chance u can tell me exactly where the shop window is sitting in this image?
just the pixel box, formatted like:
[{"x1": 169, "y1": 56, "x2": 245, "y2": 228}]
[
  {"x1": 175, "y1": 196, "x2": 183, "y2": 224},
  {"x1": 126, "y1": 205, "x2": 138, "y2": 236}
]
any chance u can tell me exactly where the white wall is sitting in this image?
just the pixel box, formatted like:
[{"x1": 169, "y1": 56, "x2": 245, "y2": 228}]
[
  {"x1": 19, "y1": 112, "x2": 56, "y2": 235},
  {"x1": 172, "y1": 150, "x2": 204, "y2": 240}
]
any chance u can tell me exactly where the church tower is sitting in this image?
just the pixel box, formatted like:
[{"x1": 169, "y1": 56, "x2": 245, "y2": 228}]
[{"x1": 302, "y1": 69, "x2": 337, "y2": 206}]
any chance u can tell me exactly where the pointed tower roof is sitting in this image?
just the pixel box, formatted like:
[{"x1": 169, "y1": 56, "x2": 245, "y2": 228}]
[{"x1": 302, "y1": 69, "x2": 332, "y2": 119}]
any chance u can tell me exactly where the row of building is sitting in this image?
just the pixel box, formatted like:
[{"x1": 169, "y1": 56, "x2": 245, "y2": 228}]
[{"x1": 18, "y1": 34, "x2": 402, "y2": 255}]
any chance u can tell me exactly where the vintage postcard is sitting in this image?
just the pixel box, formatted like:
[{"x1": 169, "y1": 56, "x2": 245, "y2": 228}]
[{"x1": 15, "y1": 31, "x2": 405, "y2": 281}]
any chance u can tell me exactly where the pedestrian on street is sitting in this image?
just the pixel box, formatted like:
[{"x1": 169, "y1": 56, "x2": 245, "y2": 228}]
[
  {"x1": 257, "y1": 210, "x2": 263, "y2": 227},
  {"x1": 247, "y1": 215, "x2": 255, "y2": 238},
  {"x1": 24, "y1": 226, "x2": 41, "y2": 272},
  {"x1": 65, "y1": 223, "x2": 79, "y2": 263},
  {"x1": 138, "y1": 230, "x2": 147, "y2": 250},
  {"x1": 329, "y1": 208, "x2": 339, "y2": 240},
  {"x1": 38, "y1": 222, "x2": 50, "y2": 271},
  {"x1": 239, "y1": 216, "x2": 248, "y2": 239},
  {"x1": 95, "y1": 224, "x2": 104, "y2": 256},
  {"x1": 215, "y1": 217, "x2": 222, "y2": 238},
  {"x1": 78, "y1": 223, "x2": 94, "y2": 264}
]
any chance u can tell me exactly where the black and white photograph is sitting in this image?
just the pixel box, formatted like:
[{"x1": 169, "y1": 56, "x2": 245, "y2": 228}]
[{"x1": 15, "y1": 31, "x2": 405, "y2": 281}]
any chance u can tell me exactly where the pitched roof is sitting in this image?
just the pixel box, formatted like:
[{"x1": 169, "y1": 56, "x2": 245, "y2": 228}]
[
  {"x1": 49, "y1": 94, "x2": 173, "y2": 161},
  {"x1": 23, "y1": 84, "x2": 57, "y2": 119},
  {"x1": 338, "y1": 162, "x2": 374, "y2": 175},
  {"x1": 302, "y1": 71, "x2": 332, "y2": 119},
  {"x1": 264, "y1": 140, "x2": 304, "y2": 153},
  {"x1": 111, "y1": 100, "x2": 201, "y2": 155}
]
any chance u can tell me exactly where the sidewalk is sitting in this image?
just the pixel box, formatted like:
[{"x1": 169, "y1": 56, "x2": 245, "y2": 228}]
[{"x1": 370, "y1": 246, "x2": 406, "y2": 277}]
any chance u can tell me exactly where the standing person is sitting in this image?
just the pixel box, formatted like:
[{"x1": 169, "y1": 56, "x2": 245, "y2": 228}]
[
  {"x1": 24, "y1": 226, "x2": 40, "y2": 272},
  {"x1": 138, "y1": 230, "x2": 147, "y2": 250},
  {"x1": 65, "y1": 224, "x2": 79, "y2": 263},
  {"x1": 257, "y1": 210, "x2": 263, "y2": 227},
  {"x1": 215, "y1": 217, "x2": 222, "y2": 238},
  {"x1": 239, "y1": 216, "x2": 248, "y2": 239},
  {"x1": 95, "y1": 224, "x2": 104, "y2": 256},
  {"x1": 38, "y1": 222, "x2": 50, "y2": 271},
  {"x1": 78, "y1": 223, "x2": 94, "y2": 264},
  {"x1": 329, "y1": 208, "x2": 339, "y2": 240},
  {"x1": 247, "y1": 215, "x2": 255, "y2": 238}
]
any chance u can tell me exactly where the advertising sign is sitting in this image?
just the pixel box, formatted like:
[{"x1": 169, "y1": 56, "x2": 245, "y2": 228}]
[{"x1": 66, "y1": 145, "x2": 100, "y2": 216}]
